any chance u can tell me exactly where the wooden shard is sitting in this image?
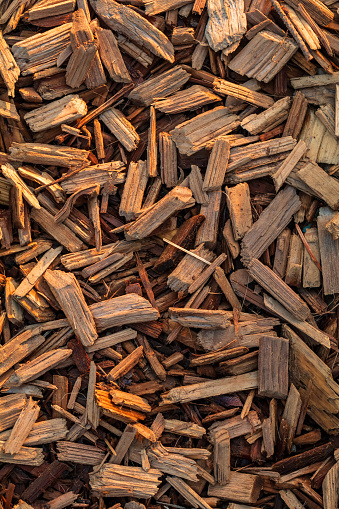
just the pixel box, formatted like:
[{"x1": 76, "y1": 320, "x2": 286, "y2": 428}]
[
  {"x1": 154, "y1": 85, "x2": 220, "y2": 114},
  {"x1": 119, "y1": 161, "x2": 148, "y2": 220},
  {"x1": 57, "y1": 441, "x2": 106, "y2": 465},
  {"x1": 213, "y1": 78, "x2": 274, "y2": 109},
  {"x1": 90, "y1": 0, "x2": 174, "y2": 62},
  {"x1": 129, "y1": 66, "x2": 190, "y2": 107},
  {"x1": 225, "y1": 182, "x2": 252, "y2": 241},
  {"x1": 126, "y1": 186, "x2": 194, "y2": 240},
  {"x1": 167, "y1": 476, "x2": 213, "y2": 509},
  {"x1": 24, "y1": 95, "x2": 87, "y2": 133},
  {"x1": 95, "y1": 25, "x2": 131, "y2": 83},
  {"x1": 9, "y1": 143, "x2": 89, "y2": 168},
  {"x1": 208, "y1": 471, "x2": 262, "y2": 503},
  {"x1": 4, "y1": 397, "x2": 39, "y2": 454},
  {"x1": 203, "y1": 138, "x2": 230, "y2": 191},
  {"x1": 195, "y1": 190, "x2": 222, "y2": 249},
  {"x1": 167, "y1": 244, "x2": 214, "y2": 293},
  {"x1": 285, "y1": 233, "x2": 303, "y2": 287},
  {"x1": 12, "y1": 24, "x2": 72, "y2": 76},
  {"x1": 0, "y1": 32, "x2": 20, "y2": 97},
  {"x1": 31, "y1": 208, "x2": 85, "y2": 253},
  {"x1": 2, "y1": 163, "x2": 41, "y2": 210},
  {"x1": 159, "y1": 132, "x2": 178, "y2": 188},
  {"x1": 241, "y1": 97, "x2": 291, "y2": 135},
  {"x1": 258, "y1": 336, "x2": 289, "y2": 399},
  {"x1": 44, "y1": 270, "x2": 97, "y2": 346},
  {"x1": 100, "y1": 108, "x2": 140, "y2": 152},
  {"x1": 317, "y1": 207, "x2": 339, "y2": 295},
  {"x1": 241, "y1": 186, "x2": 300, "y2": 266},
  {"x1": 4, "y1": 349, "x2": 72, "y2": 388},
  {"x1": 298, "y1": 161, "x2": 339, "y2": 210},
  {"x1": 205, "y1": 0, "x2": 246, "y2": 53},
  {"x1": 161, "y1": 371, "x2": 258, "y2": 404},
  {"x1": 90, "y1": 294, "x2": 159, "y2": 332},
  {"x1": 90, "y1": 464, "x2": 162, "y2": 497},
  {"x1": 228, "y1": 31, "x2": 297, "y2": 83},
  {"x1": 0, "y1": 442, "x2": 44, "y2": 466},
  {"x1": 170, "y1": 107, "x2": 240, "y2": 156},
  {"x1": 213, "y1": 428, "x2": 230, "y2": 485}
]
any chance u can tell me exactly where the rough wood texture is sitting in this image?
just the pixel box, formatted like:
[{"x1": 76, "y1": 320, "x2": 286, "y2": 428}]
[
  {"x1": 208, "y1": 472, "x2": 262, "y2": 503},
  {"x1": 241, "y1": 186, "x2": 301, "y2": 266},
  {"x1": 25, "y1": 96, "x2": 86, "y2": 136},
  {"x1": 170, "y1": 107, "x2": 240, "y2": 156},
  {"x1": 126, "y1": 186, "x2": 194, "y2": 240},
  {"x1": 228, "y1": 31, "x2": 297, "y2": 83},
  {"x1": 44, "y1": 269, "x2": 97, "y2": 346},
  {"x1": 317, "y1": 207, "x2": 339, "y2": 295},
  {"x1": 225, "y1": 182, "x2": 252, "y2": 241},
  {"x1": 129, "y1": 67, "x2": 189, "y2": 106},
  {"x1": 258, "y1": 336, "x2": 289, "y2": 399},
  {"x1": 100, "y1": 108, "x2": 140, "y2": 152}
]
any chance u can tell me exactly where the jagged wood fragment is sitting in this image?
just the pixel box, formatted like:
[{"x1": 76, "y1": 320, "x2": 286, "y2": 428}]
[
  {"x1": 0, "y1": 330, "x2": 44, "y2": 377},
  {"x1": 248, "y1": 258, "x2": 310, "y2": 320},
  {"x1": 167, "y1": 476, "x2": 213, "y2": 509},
  {"x1": 4, "y1": 397, "x2": 39, "y2": 454},
  {"x1": 119, "y1": 161, "x2": 148, "y2": 220},
  {"x1": 1, "y1": 163, "x2": 41, "y2": 209},
  {"x1": 154, "y1": 85, "x2": 220, "y2": 114},
  {"x1": 167, "y1": 244, "x2": 214, "y2": 293},
  {"x1": 213, "y1": 78, "x2": 273, "y2": 109},
  {"x1": 159, "y1": 132, "x2": 178, "y2": 188},
  {"x1": 161, "y1": 371, "x2": 258, "y2": 404},
  {"x1": 12, "y1": 24, "x2": 72, "y2": 75},
  {"x1": 24, "y1": 95, "x2": 87, "y2": 133},
  {"x1": 228, "y1": 31, "x2": 297, "y2": 83},
  {"x1": 195, "y1": 190, "x2": 222, "y2": 249},
  {"x1": 95, "y1": 25, "x2": 131, "y2": 83},
  {"x1": 66, "y1": 9, "x2": 105, "y2": 89},
  {"x1": 302, "y1": 229, "x2": 321, "y2": 288},
  {"x1": 241, "y1": 186, "x2": 300, "y2": 266},
  {"x1": 317, "y1": 207, "x2": 339, "y2": 295},
  {"x1": 189, "y1": 165, "x2": 209, "y2": 205},
  {"x1": 258, "y1": 336, "x2": 289, "y2": 399},
  {"x1": 241, "y1": 97, "x2": 291, "y2": 135},
  {"x1": 44, "y1": 270, "x2": 97, "y2": 346},
  {"x1": 285, "y1": 233, "x2": 303, "y2": 287},
  {"x1": 0, "y1": 32, "x2": 20, "y2": 97},
  {"x1": 208, "y1": 471, "x2": 262, "y2": 503},
  {"x1": 107, "y1": 346, "x2": 143, "y2": 382},
  {"x1": 13, "y1": 247, "x2": 63, "y2": 301},
  {"x1": 272, "y1": 140, "x2": 307, "y2": 191},
  {"x1": 129, "y1": 66, "x2": 189, "y2": 107},
  {"x1": 213, "y1": 428, "x2": 230, "y2": 485},
  {"x1": 90, "y1": 0, "x2": 174, "y2": 62},
  {"x1": 0, "y1": 419, "x2": 68, "y2": 446},
  {"x1": 0, "y1": 441, "x2": 44, "y2": 466},
  {"x1": 205, "y1": 0, "x2": 246, "y2": 53},
  {"x1": 100, "y1": 108, "x2": 140, "y2": 152},
  {"x1": 170, "y1": 107, "x2": 240, "y2": 156},
  {"x1": 0, "y1": 100, "x2": 20, "y2": 121},
  {"x1": 90, "y1": 464, "x2": 162, "y2": 497},
  {"x1": 9, "y1": 143, "x2": 89, "y2": 168},
  {"x1": 316, "y1": 103, "x2": 336, "y2": 137},
  {"x1": 4, "y1": 349, "x2": 72, "y2": 388},
  {"x1": 298, "y1": 161, "x2": 339, "y2": 210},
  {"x1": 225, "y1": 182, "x2": 252, "y2": 241},
  {"x1": 61, "y1": 162, "x2": 125, "y2": 193},
  {"x1": 57, "y1": 441, "x2": 106, "y2": 465},
  {"x1": 203, "y1": 138, "x2": 230, "y2": 191},
  {"x1": 31, "y1": 208, "x2": 85, "y2": 253},
  {"x1": 126, "y1": 186, "x2": 194, "y2": 240}
]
